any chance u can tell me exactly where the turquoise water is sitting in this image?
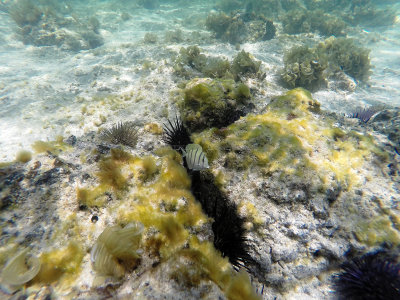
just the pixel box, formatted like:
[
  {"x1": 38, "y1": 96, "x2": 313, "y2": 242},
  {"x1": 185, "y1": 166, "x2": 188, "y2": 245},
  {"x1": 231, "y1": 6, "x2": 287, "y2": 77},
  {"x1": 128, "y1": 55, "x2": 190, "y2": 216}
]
[
  {"x1": 0, "y1": 0, "x2": 399, "y2": 161},
  {"x1": 0, "y1": 1, "x2": 400, "y2": 300}
]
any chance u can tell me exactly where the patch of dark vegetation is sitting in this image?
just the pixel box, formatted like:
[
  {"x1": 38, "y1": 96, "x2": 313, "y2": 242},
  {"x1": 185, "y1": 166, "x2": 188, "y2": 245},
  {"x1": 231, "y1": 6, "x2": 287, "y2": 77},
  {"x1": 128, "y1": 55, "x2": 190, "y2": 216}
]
[
  {"x1": 205, "y1": 11, "x2": 276, "y2": 45},
  {"x1": 281, "y1": 9, "x2": 347, "y2": 37},
  {"x1": 281, "y1": 37, "x2": 371, "y2": 91},
  {"x1": 6, "y1": 0, "x2": 103, "y2": 50},
  {"x1": 174, "y1": 46, "x2": 263, "y2": 81}
]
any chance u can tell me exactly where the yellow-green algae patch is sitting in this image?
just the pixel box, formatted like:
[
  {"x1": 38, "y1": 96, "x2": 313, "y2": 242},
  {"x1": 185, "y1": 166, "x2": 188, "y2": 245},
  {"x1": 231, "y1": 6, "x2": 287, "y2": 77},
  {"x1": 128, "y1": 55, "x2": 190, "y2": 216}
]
[
  {"x1": 168, "y1": 237, "x2": 260, "y2": 300},
  {"x1": 354, "y1": 214, "x2": 400, "y2": 247},
  {"x1": 193, "y1": 88, "x2": 387, "y2": 189},
  {"x1": 31, "y1": 136, "x2": 71, "y2": 155},
  {"x1": 76, "y1": 148, "x2": 137, "y2": 207},
  {"x1": 76, "y1": 147, "x2": 259, "y2": 299},
  {"x1": 32, "y1": 242, "x2": 84, "y2": 288},
  {"x1": 238, "y1": 201, "x2": 264, "y2": 231},
  {"x1": 15, "y1": 150, "x2": 32, "y2": 163}
]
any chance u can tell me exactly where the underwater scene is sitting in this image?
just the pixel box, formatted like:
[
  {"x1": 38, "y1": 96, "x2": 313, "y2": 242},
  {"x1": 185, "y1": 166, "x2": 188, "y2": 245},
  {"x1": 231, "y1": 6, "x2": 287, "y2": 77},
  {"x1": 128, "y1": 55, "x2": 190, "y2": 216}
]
[{"x1": 1, "y1": 0, "x2": 400, "y2": 299}]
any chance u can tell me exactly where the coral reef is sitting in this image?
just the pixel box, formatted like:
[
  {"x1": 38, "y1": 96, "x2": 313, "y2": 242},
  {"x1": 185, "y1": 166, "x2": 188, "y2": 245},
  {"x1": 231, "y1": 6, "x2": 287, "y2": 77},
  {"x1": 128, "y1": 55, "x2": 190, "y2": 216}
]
[
  {"x1": 173, "y1": 46, "x2": 262, "y2": 82},
  {"x1": 317, "y1": 37, "x2": 371, "y2": 82},
  {"x1": 281, "y1": 37, "x2": 372, "y2": 90},
  {"x1": 0, "y1": 1, "x2": 399, "y2": 299},
  {"x1": 206, "y1": 11, "x2": 276, "y2": 45},
  {"x1": 7, "y1": 0, "x2": 103, "y2": 50},
  {"x1": 280, "y1": 45, "x2": 327, "y2": 90},
  {"x1": 281, "y1": 9, "x2": 347, "y2": 37},
  {"x1": 192, "y1": 88, "x2": 386, "y2": 189}
]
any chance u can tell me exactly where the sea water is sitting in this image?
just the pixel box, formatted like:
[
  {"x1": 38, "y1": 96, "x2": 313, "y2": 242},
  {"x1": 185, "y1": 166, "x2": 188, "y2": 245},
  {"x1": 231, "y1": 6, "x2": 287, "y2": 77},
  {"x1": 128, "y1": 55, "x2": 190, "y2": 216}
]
[
  {"x1": 0, "y1": 1, "x2": 400, "y2": 299},
  {"x1": 0, "y1": 0, "x2": 399, "y2": 162}
]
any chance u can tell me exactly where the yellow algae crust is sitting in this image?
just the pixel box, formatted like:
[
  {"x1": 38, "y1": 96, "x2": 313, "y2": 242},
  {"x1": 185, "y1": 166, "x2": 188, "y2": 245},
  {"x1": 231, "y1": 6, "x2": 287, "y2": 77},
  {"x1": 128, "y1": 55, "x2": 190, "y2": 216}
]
[
  {"x1": 15, "y1": 150, "x2": 32, "y2": 163},
  {"x1": 31, "y1": 136, "x2": 70, "y2": 155},
  {"x1": 169, "y1": 237, "x2": 261, "y2": 300},
  {"x1": 74, "y1": 147, "x2": 258, "y2": 298},
  {"x1": 355, "y1": 215, "x2": 400, "y2": 247},
  {"x1": 32, "y1": 242, "x2": 84, "y2": 288},
  {"x1": 193, "y1": 88, "x2": 386, "y2": 189}
]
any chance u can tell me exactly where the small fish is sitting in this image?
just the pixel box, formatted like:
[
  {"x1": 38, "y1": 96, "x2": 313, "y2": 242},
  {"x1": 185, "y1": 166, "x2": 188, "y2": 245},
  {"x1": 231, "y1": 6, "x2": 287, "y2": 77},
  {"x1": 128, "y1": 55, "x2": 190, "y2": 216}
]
[{"x1": 182, "y1": 144, "x2": 209, "y2": 171}]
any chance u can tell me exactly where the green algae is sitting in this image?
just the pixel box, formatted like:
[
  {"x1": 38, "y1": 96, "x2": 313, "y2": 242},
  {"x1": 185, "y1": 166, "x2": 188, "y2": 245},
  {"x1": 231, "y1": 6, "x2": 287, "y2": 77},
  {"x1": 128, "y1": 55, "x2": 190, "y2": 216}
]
[
  {"x1": 178, "y1": 78, "x2": 251, "y2": 132},
  {"x1": 355, "y1": 215, "x2": 400, "y2": 247},
  {"x1": 193, "y1": 88, "x2": 387, "y2": 189}
]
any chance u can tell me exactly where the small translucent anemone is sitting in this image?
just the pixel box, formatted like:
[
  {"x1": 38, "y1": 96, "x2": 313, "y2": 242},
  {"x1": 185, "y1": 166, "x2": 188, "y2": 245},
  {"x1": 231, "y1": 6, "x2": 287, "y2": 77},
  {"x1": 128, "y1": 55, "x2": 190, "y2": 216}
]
[
  {"x1": 0, "y1": 248, "x2": 41, "y2": 291},
  {"x1": 100, "y1": 122, "x2": 138, "y2": 147},
  {"x1": 348, "y1": 107, "x2": 379, "y2": 123},
  {"x1": 91, "y1": 222, "x2": 144, "y2": 277}
]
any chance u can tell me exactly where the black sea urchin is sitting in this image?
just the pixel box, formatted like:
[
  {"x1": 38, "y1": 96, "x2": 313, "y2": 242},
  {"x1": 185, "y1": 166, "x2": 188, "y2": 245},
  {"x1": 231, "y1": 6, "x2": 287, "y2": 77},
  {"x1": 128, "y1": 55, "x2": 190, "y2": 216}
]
[
  {"x1": 212, "y1": 201, "x2": 255, "y2": 271},
  {"x1": 100, "y1": 122, "x2": 138, "y2": 147},
  {"x1": 190, "y1": 171, "x2": 254, "y2": 271},
  {"x1": 162, "y1": 116, "x2": 191, "y2": 150},
  {"x1": 334, "y1": 251, "x2": 400, "y2": 300}
]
